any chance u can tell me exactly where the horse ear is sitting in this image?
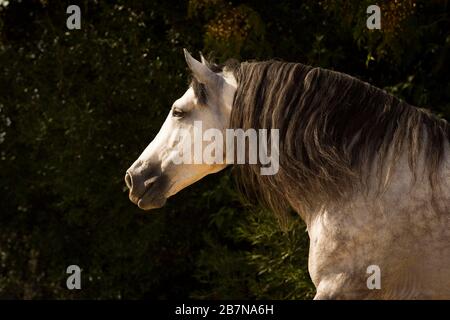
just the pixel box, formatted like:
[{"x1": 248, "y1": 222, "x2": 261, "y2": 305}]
[
  {"x1": 184, "y1": 49, "x2": 219, "y2": 86},
  {"x1": 199, "y1": 52, "x2": 208, "y2": 65}
]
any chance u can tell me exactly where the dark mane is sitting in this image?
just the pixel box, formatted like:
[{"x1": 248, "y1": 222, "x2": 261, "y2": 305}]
[{"x1": 229, "y1": 61, "x2": 449, "y2": 222}]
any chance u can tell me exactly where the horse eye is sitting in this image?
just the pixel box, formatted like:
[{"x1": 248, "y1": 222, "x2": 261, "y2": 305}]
[{"x1": 172, "y1": 108, "x2": 185, "y2": 118}]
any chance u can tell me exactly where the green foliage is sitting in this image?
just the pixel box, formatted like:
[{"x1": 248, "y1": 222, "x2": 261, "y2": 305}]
[
  {"x1": 192, "y1": 175, "x2": 314, "y2": 299},
  {"x1": 0, "y1": 0, "x2": 448, "y2": 299}
]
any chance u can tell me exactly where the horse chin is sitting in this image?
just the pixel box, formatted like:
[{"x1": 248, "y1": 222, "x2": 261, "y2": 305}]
[{"x1": 137, "y1": 196, "x2": 167, "y2": 210}]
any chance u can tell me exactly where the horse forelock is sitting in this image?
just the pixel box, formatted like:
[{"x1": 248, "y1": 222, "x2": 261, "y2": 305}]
[{"x1": 230, "y1": 60, "x2": 450, "y2": 222}]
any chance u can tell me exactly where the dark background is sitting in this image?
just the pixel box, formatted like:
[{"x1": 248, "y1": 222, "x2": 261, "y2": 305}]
[{"x1": 0, "y1": 0, "x2": 448, "y2": 299}]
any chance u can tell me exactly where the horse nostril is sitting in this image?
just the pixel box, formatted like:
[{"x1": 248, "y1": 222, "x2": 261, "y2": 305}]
[{"x1": 125, "y1": 172, "x2": 133, "y2": 190}]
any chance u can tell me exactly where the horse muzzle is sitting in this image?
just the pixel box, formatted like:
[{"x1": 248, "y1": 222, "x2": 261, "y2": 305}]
[{"x1": 125, "y1": 164, "x2": 167, "y2": 210}]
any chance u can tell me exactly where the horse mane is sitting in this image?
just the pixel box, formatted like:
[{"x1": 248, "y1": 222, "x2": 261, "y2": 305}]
[{"x1": 229, "y1": 60, "x2": 450, "y2": 221}]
